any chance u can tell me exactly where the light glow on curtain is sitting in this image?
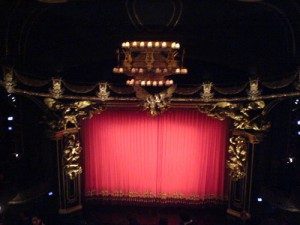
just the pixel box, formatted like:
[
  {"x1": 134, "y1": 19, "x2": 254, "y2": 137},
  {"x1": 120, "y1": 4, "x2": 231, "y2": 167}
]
[{"x1": 82, "y1": 109, "x2": 228, "y2": 203}]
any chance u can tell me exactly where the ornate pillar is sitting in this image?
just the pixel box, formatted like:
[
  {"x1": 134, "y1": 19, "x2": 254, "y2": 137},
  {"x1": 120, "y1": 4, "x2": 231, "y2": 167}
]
[
  {"x1": 44, "y1": 97, "x2": 105, "y2": 214},
  {"x1": 227, "y1": 130, "x2": 262, "y2": 220},
  {"x1": 53, "y1": 128, "x2": 83, "y2": 214},
  {"x1": 198, "y1": 100, "x2": 270, "y2": 220}
]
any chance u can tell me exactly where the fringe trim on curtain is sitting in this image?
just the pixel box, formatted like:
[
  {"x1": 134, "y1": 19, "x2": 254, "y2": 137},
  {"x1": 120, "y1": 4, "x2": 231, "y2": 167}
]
[{"x1": 85, "y1": 192, "x2": 226, "y2": 206}]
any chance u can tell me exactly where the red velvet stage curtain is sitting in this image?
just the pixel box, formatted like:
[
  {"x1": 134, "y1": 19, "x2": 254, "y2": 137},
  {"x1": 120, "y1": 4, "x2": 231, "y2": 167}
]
[{"x1": 82, "y1": 109, "x2": 228, "y2": 203}]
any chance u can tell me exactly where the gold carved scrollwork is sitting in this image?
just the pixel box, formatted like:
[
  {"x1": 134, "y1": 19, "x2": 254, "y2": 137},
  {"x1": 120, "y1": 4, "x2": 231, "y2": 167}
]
[
  {"x1": 134, "y1": 85, "x2": 176, "y2": 116},
  {"x1": 198, "y1": 100, "x2": 270, "y2": 180},
  {"x1": 227, "y1": 136, "x2": 248, "y2": 181},
  {"x1": 50, "y1": 78, "x2": 63, "y2": 99},
  {"x1": 201, "y1": 82, "x2": 214, "y2": 102},
  {"x1": 63, "y1": 134, "x2": 82, "y2": 180},
  {"x1": 97, "y1": 83, "x2": 110, "y2": 101},
  {"x1": 197, "y1": 101, "x2": 270, "y2": 132},
  {"x1": 44, "y1": 98, "x2": 105, "y2": 130},
  {"x1": 248, "y1": 78, "x2": 261, "y2": 100}
]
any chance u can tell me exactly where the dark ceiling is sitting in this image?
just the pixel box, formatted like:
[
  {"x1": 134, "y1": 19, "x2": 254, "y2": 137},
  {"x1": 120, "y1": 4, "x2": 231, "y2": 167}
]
[{"x1": 0, "y1": 0, "x2": 299, "y2": 86}]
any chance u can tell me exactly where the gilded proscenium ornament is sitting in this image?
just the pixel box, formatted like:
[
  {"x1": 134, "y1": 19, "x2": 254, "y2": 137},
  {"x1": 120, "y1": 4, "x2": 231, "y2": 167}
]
[
  {"x1": 3, "y1": 67, "x2": 16, "y2": 93},
  {"x1": 201, "y1": 82, "x2": 214, "y2": 102},
  {"x1": 227, "y1": 136, "x2": 248, "y2": 181},
  {"x1": 44, "y1": 98, "x2": 104, "y2": 130},
  {"x1": 97, "y1": 82, "x2": 110, "y2": 101},
  {"x1": 248, "y1": 78, "x2": 261, "y2": 100},
  {"x1": 197, "y1": 101, "x2": 270, "y2": 132},
  {"x1": 50, "y1": 78, "x2": 63, "y2": 99},
  {"x1": 134, "y1": 85, "x2": 176, "y2": 116},
  {"x1": 63, "y1": 133, "x2": 82, "y2": 180}
]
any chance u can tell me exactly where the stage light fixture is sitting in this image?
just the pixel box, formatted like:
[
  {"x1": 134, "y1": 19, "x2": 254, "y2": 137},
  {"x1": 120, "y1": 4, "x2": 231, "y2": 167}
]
[
  {"x1": 113, "y1": 41, "x2": 187, "y2": 87},
  {"x1": 7, "y1": 116, "x2": 13, "y2": 121},
  {"x1": 8, "y1": 126, "x2": 12, "y2": 131},
  {"x1": 48, "y1": 191, "x2": 53, "y2": 196},
  {"x1": 297, "y1": 120, "x2": 300, "y2": 125},
  {"x1": 257, "y1": 197, "x2": 262, "y2": 202},
  {"x1": 298, "y1": 131, "x2": 300, "y2": 136},
  {"x1": 13, "y1": 153, "x2": 19, "y2": 158}
]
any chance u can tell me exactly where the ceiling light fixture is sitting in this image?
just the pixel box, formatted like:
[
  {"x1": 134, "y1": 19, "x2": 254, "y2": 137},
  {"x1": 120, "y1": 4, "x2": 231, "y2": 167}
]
[{"x1": 113, "y1": 41, "x2": 187, "y2": 87}]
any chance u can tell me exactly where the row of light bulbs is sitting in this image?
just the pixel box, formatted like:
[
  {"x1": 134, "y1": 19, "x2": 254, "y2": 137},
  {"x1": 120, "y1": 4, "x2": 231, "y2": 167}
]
[
  {"x1": 121, "y1": 41, "x2": 180, "y2": 49},
  {"x1": 126, "y1": 79, "x2": 174, "y2": 86},
  {"x1": 113, "y1": 67, "x2": 188, "y2": 74}
]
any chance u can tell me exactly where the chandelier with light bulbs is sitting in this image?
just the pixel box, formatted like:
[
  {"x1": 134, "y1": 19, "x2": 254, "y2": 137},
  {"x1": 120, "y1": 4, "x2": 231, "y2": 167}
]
[{"x1": 113, "y1": 41, "x2": 188, "y2": 87}]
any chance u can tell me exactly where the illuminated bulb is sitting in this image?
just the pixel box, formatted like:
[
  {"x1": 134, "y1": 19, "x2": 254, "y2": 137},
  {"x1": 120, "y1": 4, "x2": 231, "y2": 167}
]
[
  {"x1": 155, "y1": 68, "x2": 161, "y2": 73},
  {"x1": 119, "y1": 67, "x2": 124, "y2": 73},
  {"x1": 153, "y1": 81, "x2": 157, "y2": 86},
  {"x1": 132, "y1": 41, "x2": 137, "y2": 47},
  {"x1": 130, "y1": 79, "x2": 135, "y2": 85},
  {"x1": 175, "y1": 43, "x2": 180, "y2": 49},
  {"x1": 113, "y1": 67, "x2": 118, "y2": 73},
  {"x1": 169, "y1": 80, "x2": 174, "y2": 85},
  {"x1": 163, "y1": 68, "x2": 168, "y2": 73},
  {"x1": 147, "y1": 42, "x2": 153, "y2": 47},
  {"x1": 139, "y1": 68, "x2": 143, "y2": 73},
  {"x1": 181, "y1": 68, "x2": 188, "y2": 74},
  {"x1": 126, "y1": 80, "x2": 130, "y2": 85},
  {"x1": 146, "y1": 80, "x2": 151, "y2": 86},
  {"x1": 140, "y1": 42, "x2": 145, "y2": 47},
  {"x1": 171, "y1": 42, "x2": 176, "y2": 48},
  {"x1": 158, "y1": 81, "x2": 163, "y2": 86},
  {"x1": 141, "y1": 81, "x2": 146, "y2": 86},
  {"x1": 125, "y1": 42, "x2": 130, "y2": 47},
  {"x1": 155, "y1": 42, "x2": 160, "y2": 47},
  {"x1": 165, "y1": 80, "x2": 170, "y2": 85},
  {"x1": 175, "y1": 68, "x2": 180, "y2": 74},
  {"x1": 135, "y1": 80, "x2": 140, "y2": 85},
  {"x1": 122, "y1": 42, "x2": 126, "y2": 47},
  {"x1": 131, "y1": 68, "x2": 136, "y2": 73},
  {"x1": 162, "y1": 42, "x2": 167, "y2": 48}
]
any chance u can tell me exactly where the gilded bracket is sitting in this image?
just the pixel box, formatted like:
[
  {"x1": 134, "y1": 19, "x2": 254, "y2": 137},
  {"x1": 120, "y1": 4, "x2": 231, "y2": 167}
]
[
  {"x1": 198, "y1": 100, "x2": 270, "y2": 180},
  {"x1": 45, "y1": 98, "x2": 105, "y2": 179}
]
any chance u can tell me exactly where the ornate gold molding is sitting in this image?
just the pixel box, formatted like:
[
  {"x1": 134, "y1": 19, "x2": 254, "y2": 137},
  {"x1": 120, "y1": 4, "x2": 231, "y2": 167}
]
[
  {"x1": 63, "y1": 133, "x2": 82, "y2": 180},
  {"x1": 227, "y1": 136, "x2": 248, "y2": 181},
  {"x1": 197, "y1": 100, "x2": 270, "y2": 131},
  {"x1": 198, "y1": 101, "x2": 270, "y2": 180},
  {"x1": 134, "y1": 85, "x2": 176, "y2": 116},
  {"x1": 45, "y1": 98, "x2": 105, "y2": 179},
  {"x1": 44, "y1": 98, "x2": 105, "y2": 130}
]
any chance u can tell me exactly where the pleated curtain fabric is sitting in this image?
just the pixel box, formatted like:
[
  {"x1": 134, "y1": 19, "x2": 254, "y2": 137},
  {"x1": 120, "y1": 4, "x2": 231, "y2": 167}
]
[{"x1": 81, "y1": 108, "x2": 228, "y2": 202}]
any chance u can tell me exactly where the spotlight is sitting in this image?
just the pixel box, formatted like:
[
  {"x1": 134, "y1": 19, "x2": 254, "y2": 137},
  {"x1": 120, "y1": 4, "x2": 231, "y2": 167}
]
[
  {"x1": 48, "y1": 192, "x2": 53, "y2": 196},
  {"x1": 297, "y1": 120, "x2": 300, "y2": 125},
  {"x1": 287, "y1": 157, "x2": 295, "y2": 164},
  {"x1": 7, "y1": 116, "x2": 14, "y2": 121},
  {"x1": 298, "y1": 131, "x2": 300, "y2": 136},
  {"x1": 257, "y1": 197, "x2": 263, "y2": 202},
  {"x1": 8, "y1": 126, "x2": 13, "y2": 131},
  {"x1": 13, "y1": 153, "x2": 19, "y2": 158}
]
